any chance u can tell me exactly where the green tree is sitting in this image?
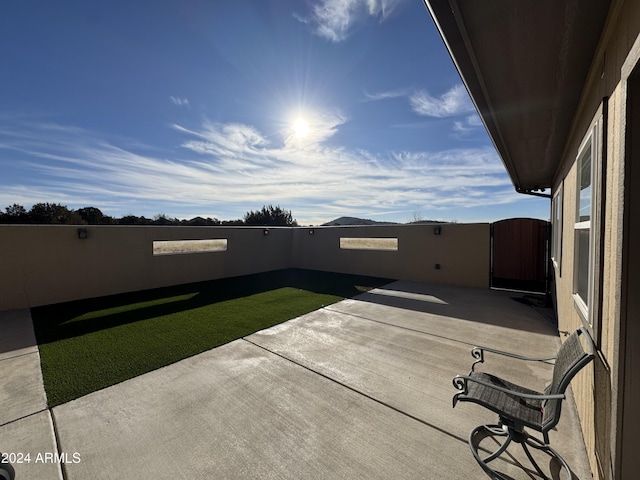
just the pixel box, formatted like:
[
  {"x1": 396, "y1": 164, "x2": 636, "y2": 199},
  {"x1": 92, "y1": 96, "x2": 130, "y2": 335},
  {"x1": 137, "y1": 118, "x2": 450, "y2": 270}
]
[
  {"x1": 243, "y1": 205, "x2": 298, "y2": 226},
  {"x1": 77, "y1": 206, "x2": 107, "y2": 224},
  {"x1": 0, "y1": 204, "x2": 28, "y2": 223},
  {"x1": 119, "y1": 215, "x2": 149, "y2": 225},
  {"x1": 152, "y1": 213, "x2": 178, "y2": 225},
  {"x1": 221, "y1": 219, "x2": 245, "y2": 226},
  {"x1": 29, "y1": 203, "x2": 83, "y2": 224}
]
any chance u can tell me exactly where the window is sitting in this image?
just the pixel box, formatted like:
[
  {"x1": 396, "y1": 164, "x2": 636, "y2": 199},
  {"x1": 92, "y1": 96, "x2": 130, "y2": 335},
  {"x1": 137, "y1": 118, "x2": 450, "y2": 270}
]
[
  {"x1": 551, "y1": 183, "x2": 563, "y2": 273},
  {"x1": 153, "y1": 239, "x2": 227, "y2": 256},
  {"x1": 339, "y1": 237, "x2": 398, "y2": 251},
  {"x1": 573, "y1": 125, "x2": 597, "y2": 322}
]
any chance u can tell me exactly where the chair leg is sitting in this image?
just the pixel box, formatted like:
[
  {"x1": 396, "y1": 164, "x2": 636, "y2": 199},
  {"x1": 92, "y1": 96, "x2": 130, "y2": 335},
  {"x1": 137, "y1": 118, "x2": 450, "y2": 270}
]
[
  {"x1": 468, "y1": 424, "x2": 573, "y2": 480},
  {"x1": 521, "y1": 441, "x2": 549, "y2": 478},
  {"x1": 0, "y1": 457, "x2": 15, "y2": 480},
  {"x1": 469, "y1": 424, "x2": 513, "y2": 479},
  {"x1": 523, "y1": 434, "x2": 572, "y2": 480}
]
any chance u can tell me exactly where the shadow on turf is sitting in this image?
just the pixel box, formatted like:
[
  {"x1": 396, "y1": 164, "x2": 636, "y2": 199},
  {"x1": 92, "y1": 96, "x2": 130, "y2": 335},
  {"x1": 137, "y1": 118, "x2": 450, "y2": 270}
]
[{"x1": 32, "y1": 269, "x2": 392, "y2": 345}]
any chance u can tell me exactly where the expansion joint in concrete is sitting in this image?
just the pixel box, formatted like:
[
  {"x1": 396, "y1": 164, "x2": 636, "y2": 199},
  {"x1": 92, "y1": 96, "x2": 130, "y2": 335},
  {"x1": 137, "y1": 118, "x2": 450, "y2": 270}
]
[
  {"x1": 241, "y1": 337, "x2": 469, "y2": 445},
  {"x1": 49, "y1": 409, "x2": 68, "y2": 480}
]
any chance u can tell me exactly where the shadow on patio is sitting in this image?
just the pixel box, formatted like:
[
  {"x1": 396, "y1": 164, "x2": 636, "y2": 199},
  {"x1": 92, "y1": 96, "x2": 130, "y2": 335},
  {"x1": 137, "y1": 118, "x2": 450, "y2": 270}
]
[{"x1": 2, "y1": 281, "x2": 591, "y2": 479}]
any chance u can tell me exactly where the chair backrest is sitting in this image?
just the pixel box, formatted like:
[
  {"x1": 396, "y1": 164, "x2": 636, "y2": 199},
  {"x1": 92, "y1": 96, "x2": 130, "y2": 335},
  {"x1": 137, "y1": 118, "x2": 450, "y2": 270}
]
[{"x1": 542, "y1": 327, "x2": 595, "y2": 431}]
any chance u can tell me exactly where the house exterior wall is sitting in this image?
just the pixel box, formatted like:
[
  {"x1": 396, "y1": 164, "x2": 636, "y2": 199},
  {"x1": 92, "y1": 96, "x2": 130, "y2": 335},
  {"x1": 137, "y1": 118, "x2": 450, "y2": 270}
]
[
  {"x1": 0, "y1": 223, "x2": 490, "y2": 310},
  {"x1": 551, "y1": 2, "x2": 640, "y2": 478},
  {"x1": 617, "y1": 43, "x2": 640, "y2": 480}
]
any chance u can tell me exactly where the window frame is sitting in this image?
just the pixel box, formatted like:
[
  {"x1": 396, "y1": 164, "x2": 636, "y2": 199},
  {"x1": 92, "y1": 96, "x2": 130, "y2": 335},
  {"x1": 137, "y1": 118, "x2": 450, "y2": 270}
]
[
  {"x1": 551, "y1": 181, "x2": 564, "y2": 275},
  {"x1": 572, "y1": 119, "x2": 601, "y2": 330}
]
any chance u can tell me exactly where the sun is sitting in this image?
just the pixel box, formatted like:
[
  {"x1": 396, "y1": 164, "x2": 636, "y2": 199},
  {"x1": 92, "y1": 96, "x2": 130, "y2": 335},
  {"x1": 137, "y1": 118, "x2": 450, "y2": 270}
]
[{"x1": 292, "y1": 117, "x2": 309, "y2": 138}]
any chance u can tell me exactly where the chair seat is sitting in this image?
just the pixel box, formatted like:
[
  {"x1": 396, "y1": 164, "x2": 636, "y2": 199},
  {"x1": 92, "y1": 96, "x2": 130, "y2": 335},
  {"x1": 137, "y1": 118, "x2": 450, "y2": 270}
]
[{"x1": 463, "y1": 372, "x2": 545, "y2": 430}]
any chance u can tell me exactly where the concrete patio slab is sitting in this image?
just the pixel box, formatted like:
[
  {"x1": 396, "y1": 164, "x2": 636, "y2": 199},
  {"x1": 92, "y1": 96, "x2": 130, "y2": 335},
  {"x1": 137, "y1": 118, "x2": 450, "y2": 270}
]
[
  {"x1": 327, "y1": 281, "x2": 560, "y2": 354},
  {"x1": 0, "y1": 309, "x2": 48, "y2": 426},
  {"x1": 53, "y1": 339, "x2": 471, "y2": 480},
  {"x1": 247, "y1": 282, "x2": 591, "y2": 479},
  {"x1": 0, "y1": 309, "x2": 39, "y2": 361},
  {"x1": 248, "y1": 308, "x2": 478, "y2": 430},
  {"x1": 0, "y1": 411, "x2": 62, "y2": 480}
]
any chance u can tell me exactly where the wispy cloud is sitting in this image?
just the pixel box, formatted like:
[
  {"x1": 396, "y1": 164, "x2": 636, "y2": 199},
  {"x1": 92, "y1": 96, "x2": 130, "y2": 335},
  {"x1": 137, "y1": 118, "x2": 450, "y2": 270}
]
[
  {"x1": 453, "y1": 113, "x2": 484, "y2": 138},
  {"x1": 170, "y1": 96, "x2": 190, "y2": 107},
  {"x1": 0, "y1": 115, "x2": 515, "y2": 223},
  {"x1": 302, "y1": 0, "x2": 404, "y2": 42},
  {"x1": 364, "y1": 84, "x2": 482, "y2": 135},
  {"x1": 362, "y1": 87, "x2": 410, "y2": 101},
  {"x1": 409, "y1": 84, "x2": 474, "y2": 118}
]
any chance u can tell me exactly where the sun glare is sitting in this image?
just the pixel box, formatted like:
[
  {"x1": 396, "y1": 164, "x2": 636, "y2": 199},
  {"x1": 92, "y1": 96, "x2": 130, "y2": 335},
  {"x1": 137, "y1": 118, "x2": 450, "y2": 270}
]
[{"x1": 293, "y1": 117, "x2": 309, "y2": 138}]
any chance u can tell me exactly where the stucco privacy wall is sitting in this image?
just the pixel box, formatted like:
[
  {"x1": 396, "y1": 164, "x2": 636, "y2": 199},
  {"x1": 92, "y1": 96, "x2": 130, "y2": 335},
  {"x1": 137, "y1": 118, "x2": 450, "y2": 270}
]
[
  {"x1": 0, "y1": 225, "x2": 293, "y2": 310},
  {"x1": 0, "y1": 223, "x2": 490, "y2": 310},
  {"x1": 292, "y1": 223, "x2": 490, "y2": 287},
  {"x1": 550, "y1": 2, "x2": 640, "y2": 479}
]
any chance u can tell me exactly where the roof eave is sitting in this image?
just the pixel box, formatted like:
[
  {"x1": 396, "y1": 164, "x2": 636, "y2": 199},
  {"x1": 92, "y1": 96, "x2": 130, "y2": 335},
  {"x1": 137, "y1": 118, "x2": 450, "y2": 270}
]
[{"x1": 423, "y1": 0, "x2": 610, "y2": 192}]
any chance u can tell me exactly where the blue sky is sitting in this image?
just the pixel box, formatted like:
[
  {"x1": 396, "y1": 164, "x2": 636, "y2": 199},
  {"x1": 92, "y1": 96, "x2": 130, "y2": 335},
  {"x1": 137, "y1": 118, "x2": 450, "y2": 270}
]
[{"x1": 0, "y1": 0, "x2": 549, "y2": 225}]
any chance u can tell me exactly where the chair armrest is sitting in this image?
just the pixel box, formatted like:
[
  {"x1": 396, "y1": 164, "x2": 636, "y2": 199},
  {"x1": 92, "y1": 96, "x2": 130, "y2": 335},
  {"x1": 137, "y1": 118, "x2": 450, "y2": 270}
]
[
  {"x1": 469, "y1": 345, "x2": 556, "y2": 372},
  {"x1": 452, "y1": 374, "x2": 565, "y2": 407}
]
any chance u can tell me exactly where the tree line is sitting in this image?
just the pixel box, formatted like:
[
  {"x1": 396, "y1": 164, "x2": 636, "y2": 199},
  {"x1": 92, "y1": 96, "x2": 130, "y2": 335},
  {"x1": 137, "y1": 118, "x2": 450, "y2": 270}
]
[{"x1": 0, "y1": 203, "x2": 298, "y2": 227}]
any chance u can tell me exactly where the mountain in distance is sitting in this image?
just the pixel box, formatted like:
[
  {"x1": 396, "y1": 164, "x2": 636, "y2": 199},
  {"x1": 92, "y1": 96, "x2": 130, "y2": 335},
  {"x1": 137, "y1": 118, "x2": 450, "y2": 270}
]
[
  {"x1": 321, "y1": 216, "x2": 398, "y2": 226},
  {"x1": 321, "y1": 216, "x2": 446, "y2": 226}
]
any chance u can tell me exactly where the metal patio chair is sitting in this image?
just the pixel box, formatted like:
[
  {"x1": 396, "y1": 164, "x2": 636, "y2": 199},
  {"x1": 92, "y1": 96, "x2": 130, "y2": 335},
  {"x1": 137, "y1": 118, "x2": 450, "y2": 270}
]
[
  {"x1": 0, "y1": 454, "x2": 14, "y2": 480},
  {"x1": 452, "y1": 327, "x2": 595, "y2": 479}
]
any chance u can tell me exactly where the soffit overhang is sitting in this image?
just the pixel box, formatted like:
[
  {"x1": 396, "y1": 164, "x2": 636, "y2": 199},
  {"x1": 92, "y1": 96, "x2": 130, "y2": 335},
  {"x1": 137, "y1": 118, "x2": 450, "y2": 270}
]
[{"x1": 424, "y1": 0, "x2": 610, "y2": 192}]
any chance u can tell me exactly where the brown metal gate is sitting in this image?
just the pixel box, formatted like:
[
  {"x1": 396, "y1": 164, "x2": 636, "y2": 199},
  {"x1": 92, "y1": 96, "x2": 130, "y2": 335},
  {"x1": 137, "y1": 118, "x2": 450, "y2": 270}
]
[{"x1": 491, "y1": 218, "x2": 550, "y2": 292}]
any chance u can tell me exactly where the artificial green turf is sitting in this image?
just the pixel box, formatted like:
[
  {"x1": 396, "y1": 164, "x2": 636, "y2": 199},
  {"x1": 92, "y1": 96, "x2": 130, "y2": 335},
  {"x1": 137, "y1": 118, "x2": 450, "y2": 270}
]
[{"x1": 32, "y1": 269, "x2": 390, "y2": 407}]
